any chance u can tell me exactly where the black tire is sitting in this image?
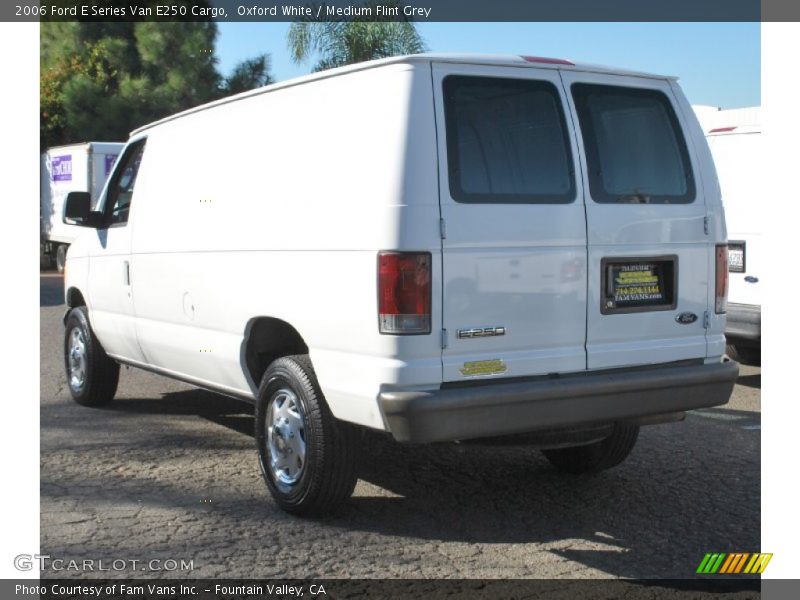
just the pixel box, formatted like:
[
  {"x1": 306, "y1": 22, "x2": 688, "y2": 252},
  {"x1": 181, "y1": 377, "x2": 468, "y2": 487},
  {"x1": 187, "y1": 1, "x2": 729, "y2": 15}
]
[
  {"x1": 55, "y1": 244, "x2": 68, "y2": 274},
  {"x1": 63, "y1": 306, "x2": 119, "y2": 406},
  {"x1": 726, "y1": 342, "x2": 761, "y2": 366},
  {"x1": 255, "y1": 355, "x2": 358, "y2": 516},
  {"x1": 542, "y1": 422, "x2": 639, "y2": 474}
]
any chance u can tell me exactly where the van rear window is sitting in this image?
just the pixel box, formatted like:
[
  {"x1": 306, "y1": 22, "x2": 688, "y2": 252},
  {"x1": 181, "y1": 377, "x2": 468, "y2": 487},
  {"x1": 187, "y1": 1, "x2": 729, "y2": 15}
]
[
  {"x1": 571, "y1": 84, "x2": 695, "y2": 204},
  {"x1": 443, "y1": 76, "x2": 575, "y2": 204}
]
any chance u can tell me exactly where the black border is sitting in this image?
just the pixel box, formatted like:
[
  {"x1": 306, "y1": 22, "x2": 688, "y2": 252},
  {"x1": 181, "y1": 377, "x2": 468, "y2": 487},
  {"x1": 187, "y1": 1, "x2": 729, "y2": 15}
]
[
  {"x1": 10, "y1": 579, "x2": 764, "y2": 599},
  {"x1": 14, "y1": 0, "x2": 765, "y2": 22}
]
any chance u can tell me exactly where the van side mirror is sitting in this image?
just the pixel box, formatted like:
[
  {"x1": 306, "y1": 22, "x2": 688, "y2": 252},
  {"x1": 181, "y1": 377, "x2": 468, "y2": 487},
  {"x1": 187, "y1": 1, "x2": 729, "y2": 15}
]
[{"x1": 63, "y1": 192, "x2": 101, "y2": 227}]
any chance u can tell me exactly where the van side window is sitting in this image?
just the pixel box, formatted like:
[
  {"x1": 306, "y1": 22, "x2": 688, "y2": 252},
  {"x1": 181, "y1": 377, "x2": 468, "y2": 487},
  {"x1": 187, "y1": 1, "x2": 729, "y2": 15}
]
[
  {"x1": 571, "y1": 84, "x2": 695, "y2": 204},
  {"x1": 443, "y1": 76, "x2": 575, "y2": 204},
  {"x1": 105, "y1": 140, "x2": 146, "y2": 226}
]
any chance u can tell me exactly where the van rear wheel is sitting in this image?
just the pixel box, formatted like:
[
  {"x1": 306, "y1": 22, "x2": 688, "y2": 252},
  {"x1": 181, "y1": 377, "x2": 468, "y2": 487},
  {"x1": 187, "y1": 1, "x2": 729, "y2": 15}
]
[
  {"x1": 255, "y1": 355, "x2": 358, "y2": 516},
  {"x1": 726, "y1": 343, "x2": 760, "y2": 366},
  {"x1": 63, "y1": 306, "x2": 120, "y2": 406},
  {"x1": 542, "y1": 422, "x2": 639, "y2": 474}
]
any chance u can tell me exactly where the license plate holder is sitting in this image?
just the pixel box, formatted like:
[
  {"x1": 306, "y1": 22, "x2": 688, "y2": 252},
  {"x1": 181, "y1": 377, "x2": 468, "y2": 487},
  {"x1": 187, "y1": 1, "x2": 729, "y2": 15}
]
[
  {"x1": 728, "y1": 241, "x2": 745, "y2": 273},
  {"x1": 601, "y1": 256, "x2": 677, "y2": 314}
]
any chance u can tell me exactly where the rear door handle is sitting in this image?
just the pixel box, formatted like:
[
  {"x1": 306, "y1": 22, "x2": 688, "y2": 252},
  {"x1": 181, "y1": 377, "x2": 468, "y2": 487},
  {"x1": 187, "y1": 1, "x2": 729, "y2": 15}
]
[{"x1": 123, "y1": 261, "x2": 130, "y2": 286}]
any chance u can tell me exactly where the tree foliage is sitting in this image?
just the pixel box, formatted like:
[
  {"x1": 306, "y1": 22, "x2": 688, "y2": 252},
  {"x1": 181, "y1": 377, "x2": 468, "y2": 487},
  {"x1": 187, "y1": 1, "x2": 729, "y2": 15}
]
[
  {"x1": 223, "y1": 54, "x2": 274, "y2": 96},
  {"x1": 41, "y1": 22, "x2": 273, "y2": 149},
  {"x1": 41, "y1": 38, "x2": 122, "y2": 148},
  {"x1": 287, "y1": 3, "x2": 427, "y2": 71}
]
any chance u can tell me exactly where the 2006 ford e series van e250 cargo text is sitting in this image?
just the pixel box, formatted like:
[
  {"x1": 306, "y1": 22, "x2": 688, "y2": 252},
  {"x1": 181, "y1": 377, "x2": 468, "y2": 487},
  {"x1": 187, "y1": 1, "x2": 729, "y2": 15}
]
[{"x1": 61, "y1": 54, "x2": 739, "y2": 515}]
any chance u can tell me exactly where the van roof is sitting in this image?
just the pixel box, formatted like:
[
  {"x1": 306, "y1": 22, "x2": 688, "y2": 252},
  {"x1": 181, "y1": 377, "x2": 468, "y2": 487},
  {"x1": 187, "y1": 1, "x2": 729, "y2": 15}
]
[{"x1": 131, "y1": 53, "x2": 676, "y2": 136}]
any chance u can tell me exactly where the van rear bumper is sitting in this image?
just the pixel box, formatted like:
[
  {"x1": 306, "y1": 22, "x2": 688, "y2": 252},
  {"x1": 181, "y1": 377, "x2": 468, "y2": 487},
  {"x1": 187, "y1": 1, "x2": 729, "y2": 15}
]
[
  {"x1": 725, "y1": 303, "x2": 761, "y2": 342},
  {"x1": 378, "y1": 360, "x2": 739, "y2": 443}
]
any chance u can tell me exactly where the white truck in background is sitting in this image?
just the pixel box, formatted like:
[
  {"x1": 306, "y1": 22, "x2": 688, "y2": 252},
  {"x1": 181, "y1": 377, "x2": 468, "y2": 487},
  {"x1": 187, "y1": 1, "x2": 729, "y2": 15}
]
[
  {"x1": 694, "y1": 106, "x2": 761, "y2": 364},
  {"x1": 41, "y1": 142, "x2": 123, "y2": 272}
]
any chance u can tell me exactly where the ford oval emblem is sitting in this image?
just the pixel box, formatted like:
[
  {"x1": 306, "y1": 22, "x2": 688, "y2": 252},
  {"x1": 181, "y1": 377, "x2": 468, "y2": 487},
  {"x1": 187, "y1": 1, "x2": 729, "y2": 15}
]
[{"x1": 675, "y1": 312, "x2": 698, "y2": 325}]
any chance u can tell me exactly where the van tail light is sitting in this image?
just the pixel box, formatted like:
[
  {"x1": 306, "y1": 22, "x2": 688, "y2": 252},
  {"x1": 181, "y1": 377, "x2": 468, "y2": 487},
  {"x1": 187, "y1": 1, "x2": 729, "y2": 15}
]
[
  {"x1": 715, "y1": 244, "x2": 729, "y2": 314},
  {"x1": 378, "y1": 251, "x2": 431, "y2": 335}
]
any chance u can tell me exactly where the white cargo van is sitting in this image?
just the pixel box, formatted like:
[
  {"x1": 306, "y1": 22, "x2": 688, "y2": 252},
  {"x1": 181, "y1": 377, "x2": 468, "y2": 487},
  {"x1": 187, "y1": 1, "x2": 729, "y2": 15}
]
[
  {"x1": 62, "y1": 54, "x2": 738, "y2": 515},
  {"x1": 41, "y1": 142, "x2": 123, "y2": 272},
  {"x1": 704, "y1": 121, "x2": 762, "y2": 364}
]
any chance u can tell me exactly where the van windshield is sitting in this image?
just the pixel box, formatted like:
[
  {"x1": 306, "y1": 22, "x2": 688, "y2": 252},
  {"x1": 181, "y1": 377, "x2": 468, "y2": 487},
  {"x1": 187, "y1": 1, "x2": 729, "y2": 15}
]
[
  {"x1": 571, "y1": 84, "x2": 695, "y2": 204},
  {"x1": 443, "y1": 76, "x2": 575, "y2": 204}
]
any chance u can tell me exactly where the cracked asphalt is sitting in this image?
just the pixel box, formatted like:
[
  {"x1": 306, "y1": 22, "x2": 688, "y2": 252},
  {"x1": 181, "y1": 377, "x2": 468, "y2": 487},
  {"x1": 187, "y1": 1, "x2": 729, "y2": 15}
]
[{"x1": 40, "y1": 273, "x2": 760, "y2": 579}]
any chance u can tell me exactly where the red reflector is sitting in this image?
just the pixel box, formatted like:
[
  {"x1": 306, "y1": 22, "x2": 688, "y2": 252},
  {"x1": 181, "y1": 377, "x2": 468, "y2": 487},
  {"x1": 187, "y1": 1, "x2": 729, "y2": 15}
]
[
  {"x1": 715, "y1": 245, "x2": 729, "y2": 314},
  {"x1": 709, "y1": 126, "x2": 737, "y2": 133},
  {"x1": 378, "y1": 251, "x2": 431, "y2": 335},
  {"x1": 521, "y1": 55, "x2": 575, "y2": 66}
]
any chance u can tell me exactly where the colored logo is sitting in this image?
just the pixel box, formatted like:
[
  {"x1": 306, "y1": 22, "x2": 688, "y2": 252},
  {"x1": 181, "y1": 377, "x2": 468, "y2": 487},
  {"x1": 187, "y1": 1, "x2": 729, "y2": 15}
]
[
  {"x1": 51, "y1": 155, "x2": 72, "y2": 182},
  {"x1": 104, "y1": 154, "x2": 118, "y2": 177},
  {"x1": 696, "y1": 552, "x2": 772, "y2": 574},
  {"x1": 460, "y1": 359, "x2": 507, "y2": 377}
]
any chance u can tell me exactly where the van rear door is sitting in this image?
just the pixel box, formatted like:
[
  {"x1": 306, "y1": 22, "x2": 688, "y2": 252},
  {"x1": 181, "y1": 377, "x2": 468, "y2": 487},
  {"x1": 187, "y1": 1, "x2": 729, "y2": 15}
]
[
  {"x1": 560, "y1": 71, "x2": 709, "y2": 369},
  {"x1": 431, "y1": 63, "x2": 588, "y2": 382}
]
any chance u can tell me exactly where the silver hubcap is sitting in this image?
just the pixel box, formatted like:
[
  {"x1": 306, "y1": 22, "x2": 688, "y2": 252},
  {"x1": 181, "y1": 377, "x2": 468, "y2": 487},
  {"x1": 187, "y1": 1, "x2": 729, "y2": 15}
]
[
  {"x1": 68, "y1": 327, "x2": 87, "y2": 392},
  {"x1": 266, "y1": 388, "x2": 306, "y2": 486}
]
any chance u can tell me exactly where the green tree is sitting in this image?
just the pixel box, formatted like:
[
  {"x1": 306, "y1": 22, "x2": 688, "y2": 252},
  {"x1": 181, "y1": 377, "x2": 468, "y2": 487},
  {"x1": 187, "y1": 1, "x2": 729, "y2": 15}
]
[
  {"x1": 134, "y1": 22, "x2": 221, "y2": 113},
  {"x1": 41, "y1": 39, "x2": 121, "y2": 148},
  {"x1": 287, "y1": 4, "x2": 427, "y2": 71},
  {"x1": 223, "y1": 54, "x2": 274, "y2": 95},
  {"x1": 40, "y1": 22, "x2": 274, "y2": 149}
]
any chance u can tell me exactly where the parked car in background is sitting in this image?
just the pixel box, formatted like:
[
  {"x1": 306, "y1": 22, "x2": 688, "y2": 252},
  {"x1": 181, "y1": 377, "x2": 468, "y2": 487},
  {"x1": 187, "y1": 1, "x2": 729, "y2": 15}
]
[
  {"x1": 62, "y1": 54, "x2": 738, "y2": 515},
  {"x1": 41, "y1": 142, "x2": 123, "y2": 272},
  {"x1": 695, "y1": 106, "x2": 761, "y2": 364}
]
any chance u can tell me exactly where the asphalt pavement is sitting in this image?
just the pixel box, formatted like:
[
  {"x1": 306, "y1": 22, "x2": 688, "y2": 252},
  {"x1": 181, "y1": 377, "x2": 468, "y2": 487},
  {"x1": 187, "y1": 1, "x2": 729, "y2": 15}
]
[{"x1": 39, "y1": 273, "x2": 760, "y2": 579}]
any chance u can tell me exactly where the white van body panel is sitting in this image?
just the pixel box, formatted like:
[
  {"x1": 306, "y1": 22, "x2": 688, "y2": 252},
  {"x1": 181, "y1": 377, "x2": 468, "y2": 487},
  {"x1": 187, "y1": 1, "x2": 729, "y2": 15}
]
[
  {"x1": 65, "y1": 54, "x2": 733, "y2": 435},
  {"x1": 88, "y1": 220, "x2": 142, "y2": 362},
  {"x1": 113, "y1": 64, "x2": 440, "y2": 429}
]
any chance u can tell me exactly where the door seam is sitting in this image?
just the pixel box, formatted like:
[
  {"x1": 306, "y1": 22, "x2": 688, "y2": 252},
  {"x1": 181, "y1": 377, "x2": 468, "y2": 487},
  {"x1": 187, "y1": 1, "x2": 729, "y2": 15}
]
[{"x1": 557, "y1": 69, "x2": 591, "y2": 371}]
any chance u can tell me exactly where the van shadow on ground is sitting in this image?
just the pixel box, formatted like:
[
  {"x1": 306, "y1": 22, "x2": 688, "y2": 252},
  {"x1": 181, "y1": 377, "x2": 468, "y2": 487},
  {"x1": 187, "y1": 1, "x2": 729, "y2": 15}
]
[
  {"x1": 735, "y1": 372, "x2": 760, "y2": 389},
  {"x1": 40, "y1": 274, "x2": 65, "y2": 307},
  {"x1": 94, "y1": 386, "x2": 759, "y2": 580}
]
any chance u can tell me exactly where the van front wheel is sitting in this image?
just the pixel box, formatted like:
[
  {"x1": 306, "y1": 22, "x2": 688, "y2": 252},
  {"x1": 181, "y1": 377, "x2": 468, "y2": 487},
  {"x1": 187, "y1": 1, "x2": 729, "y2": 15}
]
[
  {"x1": 255, "y1": 355, "x2": 358, "y2": 516},
  {"x1": 541, "y1": 422, "x2": 639, "y2": 474},
  {"x1": 63, "y1": 306, "x2": 119, "y2": 406}
]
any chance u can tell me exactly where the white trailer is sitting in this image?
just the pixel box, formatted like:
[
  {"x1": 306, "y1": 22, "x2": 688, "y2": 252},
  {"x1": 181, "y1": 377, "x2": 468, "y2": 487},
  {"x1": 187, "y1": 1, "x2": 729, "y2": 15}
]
[{"x1": 40, "y1": 142, "x2": 123, "y2": 271}]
